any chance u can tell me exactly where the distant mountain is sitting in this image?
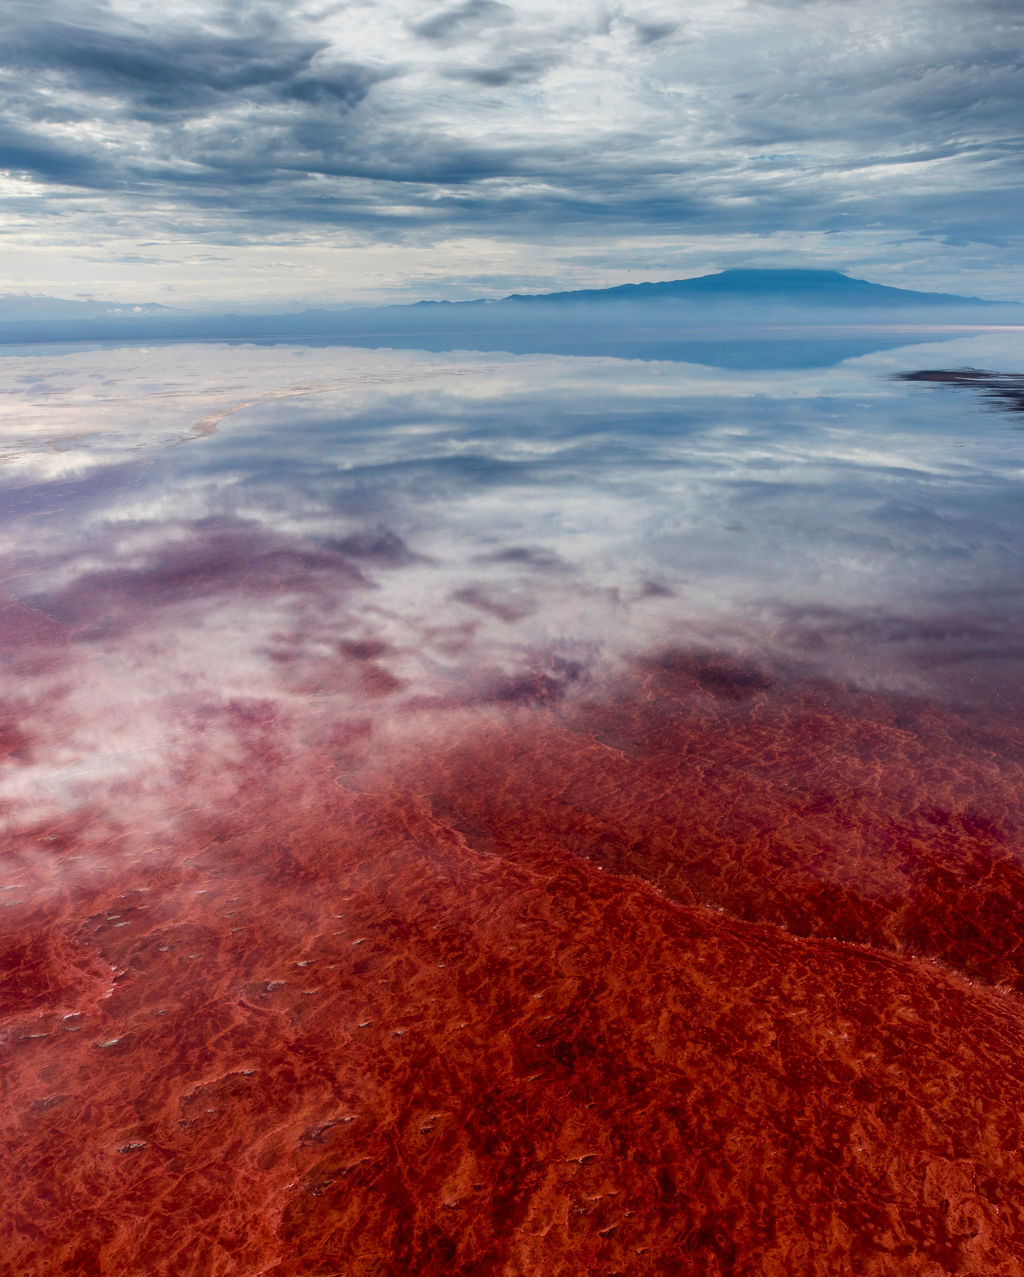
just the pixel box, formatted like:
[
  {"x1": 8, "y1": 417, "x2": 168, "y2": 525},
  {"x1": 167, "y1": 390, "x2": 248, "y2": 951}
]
[
  {"x1": 491, "y1": 268, "x2": 994, "y2": 308},
  {"x1": 0, "y1": 271, "x2": 1019, "y2": 369}
]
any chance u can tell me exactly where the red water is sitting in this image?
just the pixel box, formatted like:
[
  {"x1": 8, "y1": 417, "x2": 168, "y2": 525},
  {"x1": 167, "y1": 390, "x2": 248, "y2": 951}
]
[{"x1": 4, "y1": 628, "x2": 1024, "y2": 1274}]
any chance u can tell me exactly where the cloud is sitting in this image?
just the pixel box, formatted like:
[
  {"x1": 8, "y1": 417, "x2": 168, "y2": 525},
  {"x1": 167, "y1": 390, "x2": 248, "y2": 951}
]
[
  {"x1": 411, "y1": 0, "x2": 514, "y2": 43},
  {"x1": 0, "y1": 0, "x2": 1022, "y2": 301},
  {"x1": 3, "y1": 14, "x2": 385, "y2": 120},
  {"x1": 449, "y1": 53, "x2": 556, "y2": 87},
  {"x1": 629, "y1": 19, "x2": 677, "y2": 45}
]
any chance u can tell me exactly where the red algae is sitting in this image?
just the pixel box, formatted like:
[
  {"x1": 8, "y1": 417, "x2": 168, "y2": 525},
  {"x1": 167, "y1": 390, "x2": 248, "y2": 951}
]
[
  {"x1": 3, "y1": 645, "x2": 1024, "y2": 1274},
  {"x1": 4, "y1": 345, "x2": 1024, "y2": 1273}
]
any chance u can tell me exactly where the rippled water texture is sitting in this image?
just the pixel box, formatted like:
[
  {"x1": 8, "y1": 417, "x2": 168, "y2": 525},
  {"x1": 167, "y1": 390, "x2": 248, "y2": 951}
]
[{"x1": 2, "y1": 333, "x2": 1024, "y2": 1274}]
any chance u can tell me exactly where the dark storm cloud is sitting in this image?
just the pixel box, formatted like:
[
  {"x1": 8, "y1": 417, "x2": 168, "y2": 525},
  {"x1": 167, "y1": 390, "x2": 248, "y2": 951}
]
[
  {"x1": 0, "y1": 121, "x2": 110, "y2": 187},
  {"x1": 630, "y1": 20, "x2": 677, "y2": 45},
  {"x1": 450, "y1": 54, "x2": 555, "y2": 86},
  {"x1": 0, "y1": 16, "x2": 384, "y2": 123},
  {"x1": 0, "y1": 5, "x2": 391, "y2": 208},
  {"x1": 411, "y1": 1, "x2": 514, "y2": 43}
]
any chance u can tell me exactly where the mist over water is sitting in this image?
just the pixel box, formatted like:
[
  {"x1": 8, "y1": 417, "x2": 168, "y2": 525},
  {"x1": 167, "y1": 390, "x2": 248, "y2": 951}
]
[{"x1": 3, "y1": 328, "x2": 1024, "y2": 1273}]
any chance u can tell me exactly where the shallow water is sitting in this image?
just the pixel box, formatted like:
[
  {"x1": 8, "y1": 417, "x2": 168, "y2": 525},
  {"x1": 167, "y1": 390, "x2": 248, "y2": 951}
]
[{"x1": 3, "y1": 331, "x2": 1024, "y2": 1273}]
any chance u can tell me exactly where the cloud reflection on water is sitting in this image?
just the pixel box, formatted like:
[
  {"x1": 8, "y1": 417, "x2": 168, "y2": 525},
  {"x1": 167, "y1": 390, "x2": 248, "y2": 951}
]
[{"x1": 0, "y1": 333, "x2": 1021, "y2": 845}]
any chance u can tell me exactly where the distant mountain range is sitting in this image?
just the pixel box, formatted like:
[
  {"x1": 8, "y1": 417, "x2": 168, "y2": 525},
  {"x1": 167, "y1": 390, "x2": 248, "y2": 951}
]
[
  {"x1": 0, "y1": 269, "x2": 1019, "y2": 368},
  {"x1": 0, "y1": 295, "x2": 176, "y2": 321}
]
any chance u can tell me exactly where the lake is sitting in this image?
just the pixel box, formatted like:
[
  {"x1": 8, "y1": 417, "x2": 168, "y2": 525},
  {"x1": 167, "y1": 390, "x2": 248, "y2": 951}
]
[{"x1": 3, "y1": 329, "x2": 1024, "y2": 1273}]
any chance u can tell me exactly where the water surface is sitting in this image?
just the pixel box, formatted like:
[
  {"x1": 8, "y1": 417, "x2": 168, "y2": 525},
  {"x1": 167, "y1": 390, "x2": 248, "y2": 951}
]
[{"x1": 3, "y1": 331, "x2": 1024, "y2": 1273}]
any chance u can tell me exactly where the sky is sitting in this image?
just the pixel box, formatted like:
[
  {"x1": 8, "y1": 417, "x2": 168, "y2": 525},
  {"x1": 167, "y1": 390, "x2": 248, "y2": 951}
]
[{"x1": 1, "y1": 0, "x2": 1023, "y2": 309}]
